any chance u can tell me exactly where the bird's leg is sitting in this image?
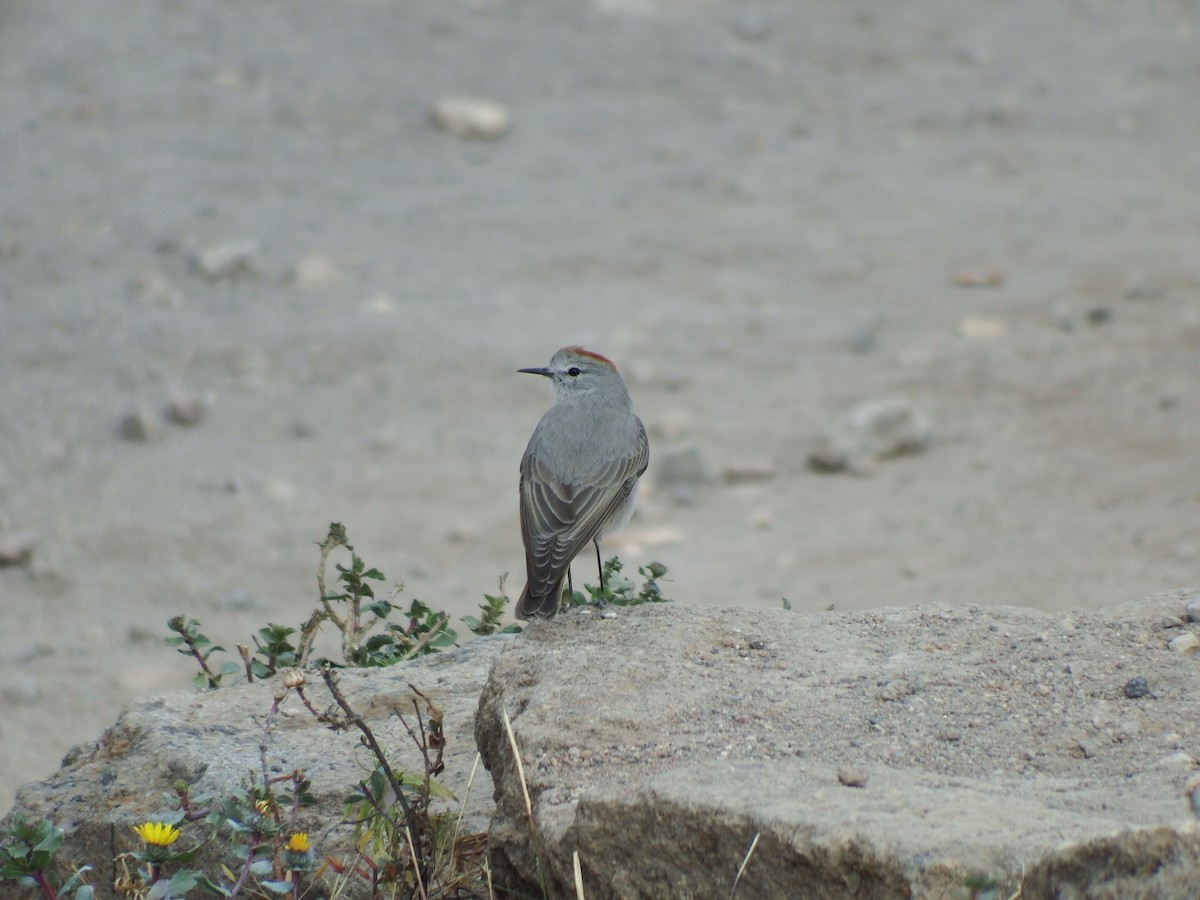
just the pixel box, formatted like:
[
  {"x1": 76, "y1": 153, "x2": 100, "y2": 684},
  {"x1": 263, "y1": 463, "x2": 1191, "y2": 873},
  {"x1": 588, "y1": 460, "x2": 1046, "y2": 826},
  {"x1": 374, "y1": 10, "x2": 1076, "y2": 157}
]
[
  {"x1": 567, "y1": 570, "x2": 574, "y2": 605},
  {"x1": 594, "y1": 539, "x2": 605, "y2": 600}
]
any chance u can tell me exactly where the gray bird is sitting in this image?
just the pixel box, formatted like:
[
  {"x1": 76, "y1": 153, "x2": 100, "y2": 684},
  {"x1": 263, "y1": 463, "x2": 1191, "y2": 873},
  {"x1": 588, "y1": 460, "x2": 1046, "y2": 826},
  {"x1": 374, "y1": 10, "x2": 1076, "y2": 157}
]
[{"x1": 516, "y1": 346, "x2": 649, "y2": 619}]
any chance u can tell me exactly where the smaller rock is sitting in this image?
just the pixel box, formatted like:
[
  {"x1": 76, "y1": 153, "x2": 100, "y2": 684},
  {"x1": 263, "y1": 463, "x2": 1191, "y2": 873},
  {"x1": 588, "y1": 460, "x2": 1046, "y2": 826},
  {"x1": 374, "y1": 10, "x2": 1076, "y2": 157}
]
[
  {"x1": 132, "y1": 270, "x2": 186, "y2": 307},
  {"x1": 654, "y1": 444, "x2": 711, "y2": 488},
  {"x1": 190, "y1": 239, "x2": 260, "y2": 281},
  {"x1": 1122, "y1": 676, "x2": 1151, "y2": 699},
  {"x1": 837, "y1": 767, "x2": 870, "y2": 788},
  {"x1": 287, "y1": 254, "x2": 351, "y2": 291},
  {"x1": 722, "y1": 460, "x2": 776, "y2": 484},
  {"x1": 1186, "y1": 773, "x2": 1200, "y2": 820},
  {"x1": 847, "y1": 326, "x2": 877, "y2": 354},
  {"x1": 166, "y1": 389, "x2": 209, "y2": 426},
  {"x1": 958, "y1": 316, "x2": 1007, "y2": 340},
  {"x1": 1184, "y1": 593, "x2": 1200, "y2": 623},
  {"x1": 1167, "y1": 632, "x2": 1200, "y2": 655},
  {"x1": 430, "y1": 97, "x2": 510, "y2": 140},
  {"x1": 951, "y1": 267, "x2": 1005, "y2": 287},
  {"x1": 119, "y1": 408, "x2": 162, "y2": 442},
  {"x1": 748, "y1": 509, "x2": 775, "y2": 530},
  {"x1": 729, "y1": 11, "x2": 770, "y2": 42},
  {"x1": 809, "y1": 399, "x2": 933, "y2": 474},
  {"x1": 1074, "y1": 738, "x2": 1098, "y2": 759},
  {"x1": 3, "y1": 674, "x2": 40, "y2": 705},
  {"x1": 648, "y1": 411, "x2": 692, "y2": 443},
  {"x1": 0, "y1": 532, "x2": 38, "y2": 567}
]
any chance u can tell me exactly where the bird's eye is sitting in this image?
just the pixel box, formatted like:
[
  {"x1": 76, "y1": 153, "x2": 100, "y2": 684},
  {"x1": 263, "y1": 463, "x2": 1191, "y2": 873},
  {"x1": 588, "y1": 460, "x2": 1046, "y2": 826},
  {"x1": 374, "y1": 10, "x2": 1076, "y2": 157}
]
[{"x1": 567, "y1": 367, "x2": 581, "y2": 377}]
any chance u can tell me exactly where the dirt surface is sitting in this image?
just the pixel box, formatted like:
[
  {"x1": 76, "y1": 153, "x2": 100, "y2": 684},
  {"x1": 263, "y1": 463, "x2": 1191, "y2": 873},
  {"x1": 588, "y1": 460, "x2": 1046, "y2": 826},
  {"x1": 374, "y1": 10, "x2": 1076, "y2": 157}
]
[
  {"x1": 2, "y1": 0, "x2": 1198, "y2": 811},
  {"x1": 475, "y1": 597, "x2": 1200, "y2": 897}
]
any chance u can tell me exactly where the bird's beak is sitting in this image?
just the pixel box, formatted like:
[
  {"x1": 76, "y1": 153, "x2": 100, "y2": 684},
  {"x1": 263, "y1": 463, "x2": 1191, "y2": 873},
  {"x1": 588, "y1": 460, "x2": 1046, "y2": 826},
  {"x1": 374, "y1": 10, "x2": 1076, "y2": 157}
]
[{"x1": 517, "y1": 367, "x2": 553, "y2": 377}]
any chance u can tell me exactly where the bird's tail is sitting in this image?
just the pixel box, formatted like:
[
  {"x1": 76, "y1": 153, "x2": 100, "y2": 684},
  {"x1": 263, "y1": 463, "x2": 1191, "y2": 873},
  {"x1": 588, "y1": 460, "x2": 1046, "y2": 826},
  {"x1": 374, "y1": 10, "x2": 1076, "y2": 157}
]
[{"x1": 516, "y1": 577, "x2": 566, "y2": 620}]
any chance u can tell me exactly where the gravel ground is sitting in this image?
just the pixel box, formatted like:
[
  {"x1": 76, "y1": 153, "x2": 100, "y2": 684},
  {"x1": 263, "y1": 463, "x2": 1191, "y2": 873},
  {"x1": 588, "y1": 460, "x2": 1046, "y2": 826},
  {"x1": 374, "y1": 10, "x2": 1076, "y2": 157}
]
[{"x1": 2, "y1": 0, "x2": 1198, "y2": 809}]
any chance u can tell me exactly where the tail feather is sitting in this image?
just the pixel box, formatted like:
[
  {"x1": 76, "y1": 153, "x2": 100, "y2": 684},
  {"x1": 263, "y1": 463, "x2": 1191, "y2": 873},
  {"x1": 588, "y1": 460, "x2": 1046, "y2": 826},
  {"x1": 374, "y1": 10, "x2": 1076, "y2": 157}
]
[{"x1": 516, "y1": 576, "x2": 566, "y2": 620}]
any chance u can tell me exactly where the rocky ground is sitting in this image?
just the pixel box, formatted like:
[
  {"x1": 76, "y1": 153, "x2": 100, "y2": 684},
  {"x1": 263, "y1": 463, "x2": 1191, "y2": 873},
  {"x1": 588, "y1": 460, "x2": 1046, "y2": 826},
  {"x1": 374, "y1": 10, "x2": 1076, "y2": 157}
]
[{"x1": 2, "y1": 0, "x2": 1199, "y2": 811}]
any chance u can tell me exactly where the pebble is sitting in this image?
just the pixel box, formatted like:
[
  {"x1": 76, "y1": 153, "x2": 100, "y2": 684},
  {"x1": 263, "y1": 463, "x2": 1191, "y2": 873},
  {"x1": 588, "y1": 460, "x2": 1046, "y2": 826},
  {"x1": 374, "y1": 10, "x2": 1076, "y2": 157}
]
[
  {"x1": 722, "y1": 459, "x2": 776, "y2": 484},
  {"x1": 1122, "y1": 676, "x2": 1151, "y2": 699},
  {"x1": 0, "y1": 532, "x2": 38, "y2": 567},
  {"x1": 654, "y1": 444, "x2": 711, "y2": 488},
  {"x1": 748, "y1": 509, "x2": 775, "y2": 530},
  {"x1": 167, "y1": 389, "x2": 209, "y2": 426},
  {"x1": 2, "y1": 675, "x2": 40, "y2": 705},
  {"x1": 218, "y1": 588, "x2": 262, "y2": 612},
  {"x1": 119, "y1": 408, "x2": 162, "y2": 442},
  {"x1": 132, "y1": 270, "x2": 186, "y2": 307},
  {"x1": 836, "y1": 767, "x2": 870, "y2": 788},
  {"x1": 1184, "y1": 592, "x2": 1200, "y2": 623},
  {"x1": 951, "y1": 267, "x2": 1005, "y2": 287},
  {"x1": 429, "y1": 97, "x2": 510, "y2": 140},
  {"x1": 190, "y1": 239, "x2": 260, "y2": 281},
  {"x1": 809, "y1": 398, "x2": 933, "y2": 474},
  {"x1": 1167, "y1": 632, "x2": 1200, "y2": 655},
  {"x1": 648, "y1": 410, "x2": 692, "y2": 442},
  {"x1": 958, "y1": 316, "x2": 1007, "y2": 340},
  {"x1": 287, "y1": 253, "x2": 351, "y2": 290}
]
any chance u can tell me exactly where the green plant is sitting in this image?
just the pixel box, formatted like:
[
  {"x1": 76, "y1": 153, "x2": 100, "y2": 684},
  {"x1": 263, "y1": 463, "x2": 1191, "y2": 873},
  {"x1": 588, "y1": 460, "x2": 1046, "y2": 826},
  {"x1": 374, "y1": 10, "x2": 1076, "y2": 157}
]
[
  {"x1": 462, "y1": 576, "x2": 523, "y2": 637},
  {"x1": 563, "y1": 557, "x2": 671, "y2": 610},
  {"x1": 0, "y1": 816, "x2": 92, "y2": 899}
]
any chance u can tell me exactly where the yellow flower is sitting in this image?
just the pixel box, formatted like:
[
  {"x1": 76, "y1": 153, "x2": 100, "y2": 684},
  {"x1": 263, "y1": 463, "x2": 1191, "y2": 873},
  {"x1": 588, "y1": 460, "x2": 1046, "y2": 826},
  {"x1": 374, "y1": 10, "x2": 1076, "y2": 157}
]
[
  {"x1": 286, "y1": 832, "x2": 311, "y2": 853},
  {"x1": 133, "y1": 821, "x2": 180, "y2": 847}
]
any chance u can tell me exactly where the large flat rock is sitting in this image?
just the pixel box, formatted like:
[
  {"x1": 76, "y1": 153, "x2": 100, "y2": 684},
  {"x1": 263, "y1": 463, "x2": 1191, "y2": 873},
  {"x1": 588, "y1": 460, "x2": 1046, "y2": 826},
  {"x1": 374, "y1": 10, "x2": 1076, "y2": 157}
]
[
  {"x1": 475, "y1": 594, "x2": 1200, "y2": 898},
  {"x1": 6, "y1": 638, "x2": 510, "y2": 897}
]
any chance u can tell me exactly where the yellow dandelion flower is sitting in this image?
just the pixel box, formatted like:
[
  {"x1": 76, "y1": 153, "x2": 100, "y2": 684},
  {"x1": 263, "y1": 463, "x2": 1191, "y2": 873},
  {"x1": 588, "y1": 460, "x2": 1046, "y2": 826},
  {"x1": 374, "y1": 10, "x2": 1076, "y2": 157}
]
[
  {"x1": 254, "y1": 799, "x2": 271, "y2": 815},
  {"x1": 133, "y1": 821, "x2": 180, "y2": 847},
  {"x1": 286, "y1": 832, "x2": 311, "y2": 853}
]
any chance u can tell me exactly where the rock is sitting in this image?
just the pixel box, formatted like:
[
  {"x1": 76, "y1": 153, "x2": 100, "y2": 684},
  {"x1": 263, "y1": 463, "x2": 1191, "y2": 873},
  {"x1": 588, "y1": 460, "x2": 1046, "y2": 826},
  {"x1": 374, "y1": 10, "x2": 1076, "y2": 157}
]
[
  {"x1": 3, "y1": 674, "x2": 40, "y2": 705},
  {"x1": 9, "y1": 594, "x2": 1200, "y2": 900},
  {"x1": 475, "y1": 596, "x2": 1200, "y2": 899},
  {"x1": 1184, "y1": 592, "x2": 1200, "y2": 623},
  {"x1": 721, "y1": 459, "x2": 776, "y2": 484},
  {"x1": 958, "y1": 316, "x2": 1008, "y2": 339},
  {"x1": 748, "y1": 508, "x2": 775, "y2": 530},
  {"x1": 647, "y1": 410, "x2": 692, "y2": 443},
  {"x1": 809, "y1": 398, "x2": 933, "y2": 473},
  {"x1": 4, "y1": 638, "x2": 511, "y2": 898},
  {"x1": 951, "y1": 267, "x2": 1005, "y2": 287},
  {"x1": 1123, "y1": 676, "x2": 1151, "y2": 699},
  {"x1": 166, "y1": 389, "x2": 209, "y2": 426},
  {"x1": 118, "y1": 408, "x2": 162, "y2": 442},
  {"x1": 189, "y1": 239, "x2": 260, "y2": 281},
  {"x1": 836, "y1": 766, "x2": 870, "y2": 788},
  {"x1": 0, "y1": 531, "x2": 38, "y2": 567},
  {"x1": 131, "y1": 270, "x2": 186, "y2": 307},
  {"x1": 653, "y1": 443, "x2": 711, "y2": 489},
  {"x1": 1167, "y1": 632, "x2": 1200, "y2": 655},
  {"x1": 287, "y1": 253, "x2": 352, "y2": 290},
  {"x1": 429, "y1": 97, "x2": 510, "y2": 140}
]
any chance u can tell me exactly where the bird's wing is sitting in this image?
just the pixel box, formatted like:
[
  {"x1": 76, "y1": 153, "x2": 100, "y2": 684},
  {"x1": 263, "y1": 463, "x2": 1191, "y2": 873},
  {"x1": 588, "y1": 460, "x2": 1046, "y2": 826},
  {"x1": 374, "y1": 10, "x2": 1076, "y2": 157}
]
[{"x1": 519, "y1": 421, "x2": 649, "y2": 601}]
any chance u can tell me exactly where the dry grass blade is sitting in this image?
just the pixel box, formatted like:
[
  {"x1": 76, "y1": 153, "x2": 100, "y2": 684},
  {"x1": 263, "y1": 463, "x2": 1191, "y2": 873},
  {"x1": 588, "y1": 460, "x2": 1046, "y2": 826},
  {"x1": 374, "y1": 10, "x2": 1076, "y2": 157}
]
[
  {"x1": 502, "y1": 705, "x2": 534, "y2": 823},
  {"x1": 573, "y1": 849, "x2": 586, "y2": 900},
  {"x1": 405, "y1": 823, "x2": 428, "y2": 900},
  {"x1": 729, "y1": 831, "x2": 760, "y2": 900}
]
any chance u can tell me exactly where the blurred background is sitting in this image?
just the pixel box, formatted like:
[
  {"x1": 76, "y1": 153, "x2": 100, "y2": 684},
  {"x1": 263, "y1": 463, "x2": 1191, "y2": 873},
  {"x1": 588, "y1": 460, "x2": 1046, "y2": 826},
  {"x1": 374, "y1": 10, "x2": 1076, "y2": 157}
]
[{"x1": 1, "y1": 0, "x2": 1197, "y2": 809}]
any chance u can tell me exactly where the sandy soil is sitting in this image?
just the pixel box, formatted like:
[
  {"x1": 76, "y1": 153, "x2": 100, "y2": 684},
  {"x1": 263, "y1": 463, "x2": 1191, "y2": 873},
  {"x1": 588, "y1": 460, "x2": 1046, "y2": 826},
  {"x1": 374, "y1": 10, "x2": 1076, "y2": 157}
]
[{"x1": 2, "y1": 0, "x2": 1198, "y2": 811}]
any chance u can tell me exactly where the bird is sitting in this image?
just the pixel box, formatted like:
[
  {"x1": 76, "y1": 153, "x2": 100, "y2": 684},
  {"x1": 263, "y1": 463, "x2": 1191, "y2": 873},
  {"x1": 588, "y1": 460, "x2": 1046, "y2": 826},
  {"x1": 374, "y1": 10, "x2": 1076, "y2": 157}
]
[{"x1": 515, "y1": 346, "x2": 649, "y2": 619}]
